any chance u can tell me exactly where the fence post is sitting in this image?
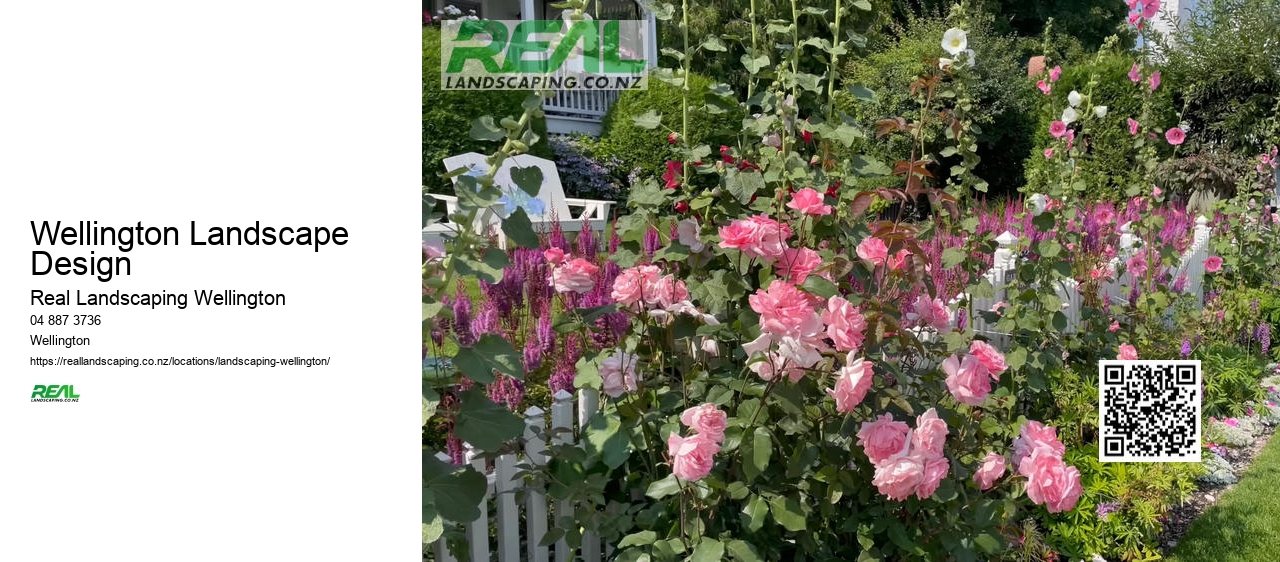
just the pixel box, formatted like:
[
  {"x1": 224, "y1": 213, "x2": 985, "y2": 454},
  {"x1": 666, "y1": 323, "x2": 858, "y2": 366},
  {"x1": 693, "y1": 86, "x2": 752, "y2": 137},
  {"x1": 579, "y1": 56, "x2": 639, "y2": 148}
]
[
  {"x1": 524, "y1": 406, "x2": 550, "y2": 562},
  {"x1": 577, "y1": 389, "x2": 602, "y2": 562},
  {"x1": 464, "y1": 444, "x2": 491, "y2": 562},
  {"x1": 551, "y1": 390, "x2": 576, "y2": 562},
  {"x1": 494, "y1": 453, "x2": 520, "y2": 562},
  {"x1": 1192, "y1": 215, "x2": 1211, "y2": 306}
]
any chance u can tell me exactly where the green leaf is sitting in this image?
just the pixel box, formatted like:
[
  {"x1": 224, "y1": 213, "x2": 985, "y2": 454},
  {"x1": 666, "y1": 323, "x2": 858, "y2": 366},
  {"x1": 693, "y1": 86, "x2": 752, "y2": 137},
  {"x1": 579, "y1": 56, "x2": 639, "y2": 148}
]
[
  {"x1": 701, "y1": 36, "x2": 727, "y2": 52},
  {"x1": 583, "y1": 410, "x2": 631, "y2": 469},
  {"x1": 801, "y1": 275, "x2": 838, "y2": 299},
  {"x1": 741, "y1": 54, "x2": 770, "y2": 74},
  {"x1": 630, "y1": 179, "x2": 669, "y2": 207},
  {"x1": 942, "y1": 247, "x2": 967, "y2": 268},
  {"x1": 632, "y1": 109, "x2": 663, "y2": 130},
  {"x1": 726, "y1": 169, "x2": 765, "y2": 204},
  {"x1": 422, "y1": 301, "x2": 444, "y2": 322},
  {"x1": 689, "y1": 538, "x2": 724, "y2": 562},
  {"x1": 454, "y1": 386, "x2": 525, "y2": 451},
  {"x1": 646, "y1": 474, "x2": 681, "y2": 499},
  {"x1": 649, "y1": 2, "x2": 675, "y2": 20},
  {"x1": 502, "y1": 207, "x2": 540, "y2": 248},
  {"x1": 769, "y1": 496, "x2": 807, "y2": 531},
  {"x1": 1005, "y1": 347, "x2": 1027, "y2": 371},
  {"x1": 454, "y1": 334, "x2": 523, "y2": 383},
  {"x1": 852, "y1": 0, "x2": 872, "y2": 10},
  {"x1": 847, "y1": 83, "x2": 877, "y2": 102},
  {"x1": 454, "y1": 247, "x2": 509, "y2": 284},
  {"x1": 619, "y1": 531, "x2": 658, "y2": 548},
  {"x1": 973, "y1": 533, "x2": 1000, "y2": 554},
  {"x1": 851, "y1": 154, "x2": 892, "y2": 176},
  {"x1": 470, "y1": 115, "x2": 506, "y2": 141},
  {"x1": 509, "y1": 165, "x2": 543, "y2": 197},
  {"x1": 743, "y1": 495, "x2": 768, "y2": 532},
  {"x1": 725, "y1": 539, "x2": 763, "y2": 562},
  {"x1": 424, "y1": 453, "x2": 487, "y2": 522},
  {"x1": 743, "y1": 427, "x2": 772, "y2": 482},
  {"x1": 423, "y1": 386, "x2": 439, "y2": 426},
  {"x1": 422, "y1": 489, "x2": 443, "y2": 544}
]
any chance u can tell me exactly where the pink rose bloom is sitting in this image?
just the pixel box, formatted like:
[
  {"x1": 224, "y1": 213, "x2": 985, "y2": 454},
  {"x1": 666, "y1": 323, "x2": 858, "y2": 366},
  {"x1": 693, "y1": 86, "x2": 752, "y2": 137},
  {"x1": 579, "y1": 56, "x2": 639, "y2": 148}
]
[
  {"x1": 787, "y1": 187, "x2": 833, "y2": 216},
  {"x1": 1118, "y1": 343, "x2": 1138, "y2": 360},
  {"x1": 748, "y1": 280, "x2": 823, "y2": 338},
  {"x1": 551, "y1": 258, "x2": 599, "y2": 294},
  {"x1": 908, "y1": 294, "x2": 951, "y2": 331},
  {"x1": 1019, "y1": 446, "x2": 1083, "y2": 513},
  {"x1": 886, "y1": 248, "x2": 913, "y2": 271},
  {"x1": 1165, "y1": 127, "x2": 1186, "y2": 146},
  {"x1": 1049, "y1": 121, "x2": 1068, "y2": 138},
  {"x1": 1049, "y1": 65, "x2": 1062, "y2": 82},
  {"x1": 648, "y1": 274, "x2": 690, "y2": 309},
  {"x1": 600, "y1": 351, "x2": 639, "y2": 397},
  {"x1": 611, "y1": 265, "x2": 659, "y2": 307},
  {"x1": 969, "y1": 340, "x2": 1008, "y2": 376},
  {"x1": 1044, "y1": 148, "x2": 1054, "y2": 159},
  {"x1": 857, "y1": 414, "x2": 911, "y2": 466},
  {"x1": 911, "y1": 408, "x2": 949, "y2": 458},
  {"x1": 1109, "y1": 320, "x2": 1120, "y2": 332},
  {"x1": 1128, "y1": 118, "x2": 1140, "y2": 135},
  {"x1": 972, "y1": 452, "x2": 1006, "y2": 490},
  {"x1": 743, "y1": 214, "x2": 792, "y2": 260},
  {"x1": 775, "y1": 247, "x2": 824, "y2": 285},
  {"x1": 667, "y1": 432, "x2": 719, "y2": 481},
  {"x1": 856, "y1": 237, "x2": 889, "y2": 265},
  {"x1": 718, "y1": 221, "x2": 757, "y2": 252},
  {"x1": 1204, "y1": 255, "x2": 1223, "y2": 273},
  {"x1": 915, "y1": 455, "x2": 950, "y2": 499},
  {"x1": 829, "y1": 354, "x2": 874, "y2": 413},
  {"x1": 1011, "y1": 420, "x2": 1065, "y2": 470},
  {"x1": 680, "y1": 403, "x2": 728, "y2": 443},
  {"x1": 943, "y1": 354, "x2": 992, "y2": 406},
  {"x1": 1149, "y1": 70, "x2": 1161, "y2": 91},
  {"x1": 1128, "y1": 62, "x2": 1142, "y2": 83},
  {"x1": 871, "y1": 454, "x2": 924, "y2": 501},
  {"x1": 544, "y1": 247, "x2": 566, "y2": 265},
  {"x1": 1153, "y1": 186, "x2": 1163, "y2": 198},
  {"x1": 822, "y1": 296, "x2": 868, "y2": 353},
  {"x1": 1036, "y1": 80, "x2": 1051, "y2": 95}
]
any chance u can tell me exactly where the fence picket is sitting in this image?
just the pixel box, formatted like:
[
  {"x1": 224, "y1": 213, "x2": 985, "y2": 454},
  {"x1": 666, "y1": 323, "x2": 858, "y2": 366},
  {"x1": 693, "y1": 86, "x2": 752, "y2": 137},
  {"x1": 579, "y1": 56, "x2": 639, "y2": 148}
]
[
  {"x1": 524, "y1": 406, "x2": 550, "y2": 562},
  {"x1": 577, "y1": 389, "x2": 603, "y2": 562},
  {"x1": 551, "y1": 390, "x2": 576, "y2": 562},
  {"x1": 495, "y1": 453, "x2": 521, "y2": 562},
  {"x1": 464, "y1": 445, "x2": 492, "y2": 562}
]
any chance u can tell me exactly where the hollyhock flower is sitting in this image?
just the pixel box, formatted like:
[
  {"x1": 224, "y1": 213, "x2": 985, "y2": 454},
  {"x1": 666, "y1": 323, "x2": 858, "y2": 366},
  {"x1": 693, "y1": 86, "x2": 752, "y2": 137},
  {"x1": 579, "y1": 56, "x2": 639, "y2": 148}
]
[
  {"x1": 1067, "y1": 90, "x2": 1082, "y2": 108},
  {"x1": 872, "y1": 454, "x2": 924, "y2": 501},
  {"x1": 962, "y1": 48, "x2": 976, "y2": 67},
  {"x1": 1204, "y1": 255, "x2": 1223, "y2": 273},
  {"x1": 551, "y1": 258, "x2": 599, "y2": 294},
  {"x1": 677, "y1": 218, "x2": 705, "y2": 252},
  {"x1": 1049, "y1": 121, "x2": 1068, "y2": 138},
  {"x1": 1095, "y1": 105, "x2": 1108, "y2": 118},
  {"x1": 1128, "y1": 63, "x2": 1142, "y2": 83},
  {"x1": 1049, "y1": 65, "x2": 1061, "y2": 82},
  {"x1": 787, "y1": 187, "x2": 833, "y2": 216},
  {"x1": 600, "y1": 350, "x2": 639, "y2": 397},
  {"x1": 943, "y1": 354, "x2": 992, "y2": 406},
  {"x1": 762, "y1": 133, "x2": 782, "y2": 148},
  {"x1": 1128, "y1": 118, "x2": 1140, "y2": 135},
  {"x1": 1020, "y1": 446, "x2": 1083, "y2": 513},
  {"x1": 907, "y1": 294, "x2": 951, "y2": 331},
  {"x1": 775, "y1": 247, "x2": 824, "y2": 285},
  {"x1": 911, "y1": 408, "x2": 949, "y2": 458},
  {"x1": 662, "y1": 161, "x2": 683, "y2": 189},
  {"x1": 544, "y1": 247, "x2": 566, "y2": 265},
  {"x1": 856, "y1": 237, "x2": 889, "y2": 265},
  {"x1": 991, "y1": 301, "x2": 1009, "y2": 314},
  {"x1": 1027, "y1": 193, "x2": 1048, "y2": 216},
  {"x1": 1044, "y1": 148, "x2": 1054, "y2": 159},
  {"x1": 749, "y1": 280, "x2": 823, "y2": 338},
  {"x1": 1011, "y1": 421, "x2": 1066, "y2": 469},
  {"x1": 1141, "y1": 0, "x2": 1159, "y2": 18},
  {"x1": 822, "y1": 296, "x2": 868, "y2": 353},
  {"x1": 939, "y1": 57, "x2": 954, "y2": 71},
  {"x1": 1037, "y1": 80, "x2": 1051, "y2": 95},
  {"x1": 667, "y1": 432, "x2": 719, "y2": 481},
  {"x1": 973, "y1": 452, "x2": 1006, "y2": 490},
  {"x1": 915, "y1": 456, "x2": 950, "y2": 499},
  {"x1": 829, "y1": 354, "x2": 874, "y2": 413},
  {"x1": 969, "y1": 340, "x2": 1008, "y2": 376},
  {"x1": 1109, "y1": 320, "x2": 1120, "y2": 332},
  {"x1": 1118, "y1": 343, "x2": 1138, "y2": 360},
  {"x1": 667, "y1": 132, "x2": 678, "y2": 144},
  {"x1": 1153, "y1": 186, "x2": 1163, "y2": 198},
  {"x1": 1165, "y1": 127, "x2": 1186, "y2": 145},
  {"x1": 941, "y1": 27, "x2": 967, "y2": 55},
  {"x1": 858, "y1": 414, "x2": 911, "y2": 465},
  {"x1": 680, "y1": 403, "x2": 727, "y2": 443},
  {"x1": 1126, "y1": 253, "x2": 1147, "y2": 278},
  {"x1": 1149, "y1": 70, "x2": 1161, "y2": 91}
]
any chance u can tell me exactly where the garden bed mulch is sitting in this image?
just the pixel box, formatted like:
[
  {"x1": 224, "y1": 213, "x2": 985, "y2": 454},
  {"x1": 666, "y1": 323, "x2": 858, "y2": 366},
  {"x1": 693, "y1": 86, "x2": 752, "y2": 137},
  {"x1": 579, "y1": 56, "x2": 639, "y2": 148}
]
[{"x1": 1158, "y1": 429, "x2": 1274, "y2": 553}]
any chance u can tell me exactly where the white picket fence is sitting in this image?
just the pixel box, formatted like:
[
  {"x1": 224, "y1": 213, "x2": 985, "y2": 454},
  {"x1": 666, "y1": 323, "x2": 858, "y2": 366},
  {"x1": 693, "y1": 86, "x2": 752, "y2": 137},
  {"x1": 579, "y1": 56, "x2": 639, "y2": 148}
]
[{"x1": 428, "y1": 389, "x2": 609, "y2": 562}]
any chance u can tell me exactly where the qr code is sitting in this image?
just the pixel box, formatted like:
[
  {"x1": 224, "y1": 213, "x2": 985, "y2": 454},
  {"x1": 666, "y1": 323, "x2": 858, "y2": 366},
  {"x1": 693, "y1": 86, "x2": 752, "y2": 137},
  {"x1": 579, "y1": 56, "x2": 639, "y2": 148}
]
[{"x1": 1098, "y1": 360, "x2": 1201, "y2": 462}]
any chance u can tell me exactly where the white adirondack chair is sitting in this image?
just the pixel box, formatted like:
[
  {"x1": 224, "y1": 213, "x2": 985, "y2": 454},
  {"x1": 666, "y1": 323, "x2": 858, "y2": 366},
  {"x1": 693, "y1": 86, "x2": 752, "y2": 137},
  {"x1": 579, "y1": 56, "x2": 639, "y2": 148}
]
[{"x1": 423, "y1": 152, "x2": 613, "y2": 249}]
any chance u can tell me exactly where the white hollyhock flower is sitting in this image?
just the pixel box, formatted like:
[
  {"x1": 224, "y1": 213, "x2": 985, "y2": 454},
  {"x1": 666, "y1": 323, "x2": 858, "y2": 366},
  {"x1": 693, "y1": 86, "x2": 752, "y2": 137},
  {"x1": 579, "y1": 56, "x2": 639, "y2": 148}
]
[
  {"x1": 677, "y1": 217, "x2": 704, "y2": 252},
  {"x1": 1067, "y1": 90, "x2": 1082, "y2": 107},
  {"x1": 938, "y1": 58, "x2": 954, "y2": 71},
  {"x1": 941, "y1": 28, "x2": 967, "y2": 56},
  {"x1": 1027, "y1": 194, "x2": 1048, "y2": 216},
  {"x1": 1095, "y1": 105, "x2": 1108, "y2": 118},
  {"x1": 1061, "y1": 106, "x2": 1078, "y2": 125},
  {"x1": 963, "y1": 48, "x2": 976, "y2": 67}
]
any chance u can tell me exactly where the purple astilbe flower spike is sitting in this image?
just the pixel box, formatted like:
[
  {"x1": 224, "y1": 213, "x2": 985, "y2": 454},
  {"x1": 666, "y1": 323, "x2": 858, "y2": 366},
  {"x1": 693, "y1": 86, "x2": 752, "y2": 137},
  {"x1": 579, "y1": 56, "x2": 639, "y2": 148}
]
[
  {"x1": 472, "y1": 300, "x2": 501, "y2": 340},
  {"x1": 609, "y1": 220, "x2": 621, "y2": 253},
  {"x1": 1251, "y1": 299, "x2": 1261, "y2": 317},
  {"x1": 1257, "y1": 323, "x2": 1272, "y2": 355},
  {"x1": 523, "y1": 336, "x2": 543, "y2": 371},
  {"x1": 549, "y1": 334, "x2": 581, "y2": 394},
  {"x1": 576, "y1": 218, "x2": 597, "y2": 259},
  {"x1": 446, "y1": 432, "x2": 465, "y2": 465},
  {"x1": 643, "y1": 226, "x2": 661, "y2": 256},
  {"x1": 537, "y1": 313, "x2": 555, "y2": 357},
  {"x1": 1181, "y1": 339, "x2": 1192, "y2": 359},
  {"x1": 452, "y1": 291, "x2": 476, "y2": 347},
  {"x1": 548, "y1": 218, "x2": 569, "y2": 252},
  {"x1": 1172, "y1": 272, "x2": 1188, "y2": 294}
]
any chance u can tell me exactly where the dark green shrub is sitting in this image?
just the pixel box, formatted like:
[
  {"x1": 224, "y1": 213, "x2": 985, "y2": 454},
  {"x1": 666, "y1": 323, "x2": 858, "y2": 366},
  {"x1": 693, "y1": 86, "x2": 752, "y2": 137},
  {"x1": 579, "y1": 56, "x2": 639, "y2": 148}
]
[
  {"x1": 596, "y1": 72, "x2": 744, "y2": 178},
  {"x1": 1022, "y1": 51, "x2": 1177, "y2": 201},
  {"x1": 422, "y1": 26, "x2": 551, "y2": 193}
]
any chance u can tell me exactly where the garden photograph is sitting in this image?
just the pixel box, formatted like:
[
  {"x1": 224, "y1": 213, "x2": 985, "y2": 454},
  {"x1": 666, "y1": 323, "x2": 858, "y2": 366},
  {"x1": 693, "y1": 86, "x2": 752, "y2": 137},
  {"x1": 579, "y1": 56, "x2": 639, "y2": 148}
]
[{"x1": 422, "y1": 0, "x2": 1280, "y2": 560}]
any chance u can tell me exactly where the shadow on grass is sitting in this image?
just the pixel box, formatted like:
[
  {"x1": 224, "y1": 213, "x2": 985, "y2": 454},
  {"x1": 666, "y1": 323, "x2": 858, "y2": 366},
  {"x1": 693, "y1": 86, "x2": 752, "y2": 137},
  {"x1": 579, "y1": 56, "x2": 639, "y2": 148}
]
[{"x1": 1167, "y1": 436, "x2": 1280, "y2": 562}]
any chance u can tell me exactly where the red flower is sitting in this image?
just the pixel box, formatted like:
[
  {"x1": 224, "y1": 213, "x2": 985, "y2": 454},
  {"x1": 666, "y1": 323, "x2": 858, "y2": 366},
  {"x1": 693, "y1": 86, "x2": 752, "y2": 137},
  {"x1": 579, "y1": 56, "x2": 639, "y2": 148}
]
[
  {"x1": 674, "y1": 201, "x2": 690, "y2": 213},
  {"x1": 801, "y1": 129, "x2": 813, "y2": 143},
  {"x1": 663, "y1": 161, "x2": 683, "y2": 189},
  {"x1": 667, "y1": 132, "x2": 679, "y2": 144},
  {"x1": 825, "y1": 181, "x2": 842, "y2": 197},
  {"x1": 719, "y1": 145, "x2": 735, "y2": 164}
]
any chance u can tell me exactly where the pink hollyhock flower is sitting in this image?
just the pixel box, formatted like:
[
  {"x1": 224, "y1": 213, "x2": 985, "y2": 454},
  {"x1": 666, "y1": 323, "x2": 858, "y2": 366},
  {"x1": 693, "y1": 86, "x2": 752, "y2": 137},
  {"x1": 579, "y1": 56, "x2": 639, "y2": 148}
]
[
  {"x1": 991, "y1": 301, "x2": 1009, "y2": 314},
  {"x1": 915, "y1": 456, "x2": 950, "y2": 499},
  {"x1": 423, "y1": 240, "x2": 446, "y2": 260},
  {"x1": 1128, "y1": 118, "x2": 1140, "y2": 135},
  {"x1": 871, "y1": 454, "x2": 924, "y2": 501},
  {"x1": 1141, "y1": 0, "x2": 1159, "y2": 19},
  {"x1": 911, "y1": 408, "x2": 949, "y2": 458},
  {"x1": 1109, "y1": 320, "x2": 1120, "y2": 332},
  {"x1": 822, "y1": 296, "x2": 868, "y2": 353},
  {"x1": 1165, "y1": 127, "x2": 1186, "y2": 146},
  {"x1": 662, "y1": 161, "x2": 683, "y2": 189},
  {"x1": 544, "y1": 247, "x2": 566, "y2": 265},
  {"x1": 969, "y1": 340, "x2": 1008, "y2": 376},
  {"x1": 829, "y1": 354, "x2": 874, "y2": 413},
  {"x1": 1044, "y1": 148, "x2": 1054, "y2": 158},
  {"x1": 1049, "y1": 65, "x2": 1062, "y2": 82},
  {"x1": 551, "y1": 258, "x2": 599, "y2": 294},
  {"x1": 1126, "y1": 253, "x2": 1148, "y2": 278},
  {"x1": 943, "y1": 354, "x2": 992, "y2": 406},
  {"x1": 667, "y1": 132, "x2": 679, "y2": 144},
  {"x1": 787, "y1": 187, "x2": 833, "y2": 216},
  {"x1": 680, "y1": 403, "x2": 728, "y2": 443},
  {"x1": 1011, "y1": 420, "x2": 1066, "y2": 469},
  {"x1": 856, "y1": 237, "x2": 889, "y2": 265},
  {"x1": 1049, "y1": 121, "x2": 1068, "y2": 138},
  {"x1": 1153, "y1": 186, "x2": 1163, "y2": 198},
  {"x1": 1149, "y1": 70, "x2": 1161, "y2": 91},
  {"x1": 648, "y1": 274, "x2": 690, "y2": 309},
  {"x1": 1128, "y1": 63, "x2": 1142, "y2": 83},
  {"x1": 667, "y1": 432, "x2": 719, "y2": 481},
  {"x1": 612, "y1": 265, "x2": 660, "y2": 307},
  {"x1": 775, "y1": 247, "x2": 824, "y2": 285},
  {"x1": 1019, "y1": 446, "x2": 1083, "y2": 513},
  {"x1": 973, "y1": 452, "x2": 1006, "y2": 490},
  {"x1": 1037, "y1": 80, "x2": 1051, "y2": 95},
  {"x1": 908, "y1": 294, "x2": 951, "y2": 331},
  {"x1": 600, "y1": 350, "x2": 639, "y2": 397},
  {"x1": 1118, "y1": 343, "x2": 1139, "y2": 360},
  {"x1": 748, "y1": 281, "x2": 823, "y2": 338},
  {"x1": 1066, "y1": 129, "x2": 1076, "y2": 150},
  {"x1": 857, "y1": 414, "x2": 911, "y2": 465},
  {"x1": 1204, "y1": 255, "x2": 1223, "y2": 273}
]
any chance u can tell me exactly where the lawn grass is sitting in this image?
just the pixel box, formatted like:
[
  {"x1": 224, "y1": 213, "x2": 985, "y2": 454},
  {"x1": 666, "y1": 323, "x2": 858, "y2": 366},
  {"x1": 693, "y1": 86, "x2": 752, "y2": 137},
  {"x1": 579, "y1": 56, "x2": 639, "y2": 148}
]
[{"x1": 1166, "y1": 435, "x2": 1280, "y2": 562}]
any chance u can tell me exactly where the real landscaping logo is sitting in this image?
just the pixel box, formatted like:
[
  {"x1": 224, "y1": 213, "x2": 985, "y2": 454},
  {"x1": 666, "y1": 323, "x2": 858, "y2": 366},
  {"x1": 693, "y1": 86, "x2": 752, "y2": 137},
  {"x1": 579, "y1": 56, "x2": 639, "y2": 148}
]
[
  {"x1": 440, "y1": 19, "x2": 650, "y2": 90},
  {"x1": 31, "y1": 384, "x2": 80, "y2": 402}
]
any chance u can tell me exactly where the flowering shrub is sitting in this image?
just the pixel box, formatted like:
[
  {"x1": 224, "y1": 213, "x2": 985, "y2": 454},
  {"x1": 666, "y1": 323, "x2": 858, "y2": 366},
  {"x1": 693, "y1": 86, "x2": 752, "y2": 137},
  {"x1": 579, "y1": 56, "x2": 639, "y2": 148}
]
[{"x1": 548, "y1": 135, "x2": 627, "y2": 203}]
